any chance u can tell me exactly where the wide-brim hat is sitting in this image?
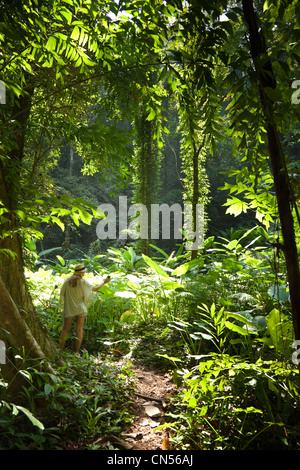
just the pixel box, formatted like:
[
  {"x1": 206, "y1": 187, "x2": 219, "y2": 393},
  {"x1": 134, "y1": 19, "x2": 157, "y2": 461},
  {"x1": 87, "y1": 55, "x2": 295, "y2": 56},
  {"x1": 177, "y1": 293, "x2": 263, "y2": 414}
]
[{"x1": 73, "y1": 264, "x2": 86, "y2": 274}]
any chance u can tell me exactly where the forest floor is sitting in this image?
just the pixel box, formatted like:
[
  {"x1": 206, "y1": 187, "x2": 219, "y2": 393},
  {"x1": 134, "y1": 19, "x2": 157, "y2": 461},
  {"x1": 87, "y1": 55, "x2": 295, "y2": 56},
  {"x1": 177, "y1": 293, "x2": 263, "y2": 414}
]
[
  {"x1": 90, "y1": 321, "x2": 184, "y2": 450},
  {"x1": 98, "y1": 359, "x2": 178, "y2": 451}
]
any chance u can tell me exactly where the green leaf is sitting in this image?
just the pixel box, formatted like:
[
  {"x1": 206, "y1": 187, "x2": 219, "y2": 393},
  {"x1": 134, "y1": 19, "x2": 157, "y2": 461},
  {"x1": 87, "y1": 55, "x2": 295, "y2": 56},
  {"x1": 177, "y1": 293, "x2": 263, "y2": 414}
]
[
  {"x1": 265, "y1": 308, "x2": 294, "y2": 353},
  {"x1": 224, "y1": 197, "x2": 248, "y2": 216},
  {"x1": 115, "y1": 291, "x2": 136, "y2": 298},
  {"x1": 71, "y1": 25, "x2": 80, "y2": 41},
  {"x1": 56, "y1": 255, "x2": 65, "y2": 266},
  {"x1": 268, "y1": 284, "x2": 290, "y2": 303},
  {"x1": 142, "y1": 254, "x2": 169, "y2": 278},
  {"x1": 159, "y1": 65, "x2": 168, "y2": 82},
  {"x1": 16, "y1": 406, "x2": 44, "y2": 430},
  {"x1": 225, "y1": 321, "x2": 252, "y2": 336},
  {"x1": 161, "y1": 280, "x2": 182, "y2": 290},
  {"x1": 98, "y1": 285, "x2": 115, "y2": 299},
  {"x1": 44, "y1": 384, "x2": 53, "y2": 397},
  {"x1": 146, "y1": 109, "x2": 156, "y2": 121},
  {"x1": 45, "y1": 36, "x2": 57, "y2": 51},
  {"x1": 172, "y1": 259, "x2": 204, "y2": 276},
  {"x1": 75, "y1": 206, "x2": 93, "y2": 225},
  {"x1": 59, "y1": 8, "x2": 73, "y2": 24},
  {"x1": 0, "y1": 248, "x2": 17, "y2": 259},
  {"x1": 156, "y1": 353, "x2": 182, "y2": 362},
  {"x1": 234, "y1": 406, "x2": 263, "y2": 414},
  {"x1": 149, "y1": 244, "x2": 170, "y2": 259},
  {"x1": 38, "y1": 247, "x2": 62, "y2": 257}
]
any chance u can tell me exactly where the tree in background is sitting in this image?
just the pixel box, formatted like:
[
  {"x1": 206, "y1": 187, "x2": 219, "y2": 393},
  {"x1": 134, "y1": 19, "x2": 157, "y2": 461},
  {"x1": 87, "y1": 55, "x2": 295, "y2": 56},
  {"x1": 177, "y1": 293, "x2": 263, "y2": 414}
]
[
  {"x1": 240, "y1": 0, "x2": 300, "y2": 340},
  {"x1": 172, "y1": 2, "x2": 226, "y2": 259},
  {"x1": 0, "y1": 0, "x2": 135, "y2": 388},
  {"x1": 162, "y1": 0, "x2": 300, "y2": 341},
  {"x1": 132, "y1": 93, "x2": 163, "y2": 255}
]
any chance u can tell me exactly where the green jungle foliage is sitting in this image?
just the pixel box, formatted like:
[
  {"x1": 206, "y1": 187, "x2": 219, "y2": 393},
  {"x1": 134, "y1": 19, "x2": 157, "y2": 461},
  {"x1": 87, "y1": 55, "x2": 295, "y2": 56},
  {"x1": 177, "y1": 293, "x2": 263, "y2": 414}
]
[
  {"x1": 1, "y1": 0, "x2": 300, "y2": 453},
  {"x1": 1, "y1": 227, "x2": 300, "y2": 450}
]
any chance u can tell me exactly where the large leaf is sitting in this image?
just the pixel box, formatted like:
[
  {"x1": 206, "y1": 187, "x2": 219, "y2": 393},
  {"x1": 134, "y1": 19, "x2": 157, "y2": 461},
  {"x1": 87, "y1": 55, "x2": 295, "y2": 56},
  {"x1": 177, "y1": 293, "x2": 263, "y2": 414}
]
[
  {"x1": 268, "y1": 285, "x2": 290, "y2": 304},
  {"x1": 142, "y1": 254, "x2": 169, "y2": 279},
  {"x1": 114, "y1": 291, "x2": 136, "y2": 299},
  {"x1": 16, "y1": 406, "x2": 44, "y2": 430},
  {"x1": 265, "y1": 308, "x2": 294, "y2": 353},
  {"x1": 172, "y1": 259, "x2": 204, "y2": 276},
  {"x1": 225, "y1": 320, "x2": 254, "y2": 336},
  {"x1": 98, "y1": 285, "x2": 115, "y2": 299},
  {"x1": 224, "y1": 197, "x2": 248, "y2": 216},
  {"x1": 161, "y1": 280, "x2": 183, "y2": 291},
  {"x1": 38, "y1": 247, "x2": 62, "y2": 257}
]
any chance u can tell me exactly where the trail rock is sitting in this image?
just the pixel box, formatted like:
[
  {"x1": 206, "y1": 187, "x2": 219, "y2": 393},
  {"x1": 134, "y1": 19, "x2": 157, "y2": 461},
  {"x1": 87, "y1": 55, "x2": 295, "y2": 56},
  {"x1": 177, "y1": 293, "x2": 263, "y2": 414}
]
[{"x1": 144, "y1": 405, "x2": 161, "y2": 419}]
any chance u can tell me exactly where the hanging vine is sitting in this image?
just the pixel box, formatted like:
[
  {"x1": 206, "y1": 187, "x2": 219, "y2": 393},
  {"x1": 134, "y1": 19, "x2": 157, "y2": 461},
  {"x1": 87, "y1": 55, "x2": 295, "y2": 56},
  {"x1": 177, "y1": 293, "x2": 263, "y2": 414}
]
[
  {"x1": 178, "y1": 108, "x2": 210, "y2": 259},
  {"x1": 132, "y1": 88, "x2": 163, "y2": 255}
]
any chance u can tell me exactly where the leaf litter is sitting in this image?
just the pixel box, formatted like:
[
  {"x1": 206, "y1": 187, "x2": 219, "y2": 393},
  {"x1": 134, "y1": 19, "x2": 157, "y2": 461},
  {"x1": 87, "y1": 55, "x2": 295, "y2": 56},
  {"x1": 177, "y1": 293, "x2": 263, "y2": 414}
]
[{"x1": 96, "y1": 360, "x2": 178, "y2": 450}]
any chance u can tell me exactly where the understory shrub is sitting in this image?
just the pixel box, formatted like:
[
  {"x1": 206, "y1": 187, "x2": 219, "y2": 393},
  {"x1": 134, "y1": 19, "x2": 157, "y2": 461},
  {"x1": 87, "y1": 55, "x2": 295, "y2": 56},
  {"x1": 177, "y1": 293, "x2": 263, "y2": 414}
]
[
  {"x1": 19, "y1": 229, "x2": 300, "y2": 450},
  {"x1": 163, "y1": 354, "x2": 300, "y2": 450},
  {"x1": 0, "y1": 352, "x2": 134, "y2": 450}
]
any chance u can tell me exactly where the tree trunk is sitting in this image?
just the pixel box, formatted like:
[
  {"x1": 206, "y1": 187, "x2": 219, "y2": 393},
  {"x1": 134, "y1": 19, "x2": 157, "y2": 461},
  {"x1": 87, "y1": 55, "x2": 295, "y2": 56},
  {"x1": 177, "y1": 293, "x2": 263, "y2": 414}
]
[
  {"x1": 0, "y1": 85, "x2": 60, "y2": 391},
  {"x1": 0, "y1": 277, "x2": 57, "y2": 395},
  {"x1": 69, "y1": 145, "x2": 74, "y2": 176},
  {"x1": 0, "y1": 85, "x2": 34, "y2": 305},
  {"x1": 133, "y1": 99, "x2": 161, "y2": 256},
  {"x1": 242, "y1": 0, "x2": 300, "y2": 341},
  {"x1": 191, "y1": 138, "x2": 199, "y2": 260}
]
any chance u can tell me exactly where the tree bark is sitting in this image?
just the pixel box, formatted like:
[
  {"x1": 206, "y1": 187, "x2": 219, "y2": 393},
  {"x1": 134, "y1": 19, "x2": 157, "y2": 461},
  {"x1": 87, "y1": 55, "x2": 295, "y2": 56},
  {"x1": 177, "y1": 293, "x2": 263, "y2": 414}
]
[
  {"x1": 0, "y1": 277, "x2": 48, "y2": 395},
  {"x1": 0, "y1": 85, "x2": 35, "y2": 309},
  {"x1": 190, "y1": 140, "x2": 200, "y2": 260},
  {"x1": 0, "y1": 84, "x2": 60, "y2": 391},
  {"x1": 133, "y1": 98, "x2": 160, "y2": 256},
  {"x1": 242, "y1": 0, "x2": 300, "y2": 340}
]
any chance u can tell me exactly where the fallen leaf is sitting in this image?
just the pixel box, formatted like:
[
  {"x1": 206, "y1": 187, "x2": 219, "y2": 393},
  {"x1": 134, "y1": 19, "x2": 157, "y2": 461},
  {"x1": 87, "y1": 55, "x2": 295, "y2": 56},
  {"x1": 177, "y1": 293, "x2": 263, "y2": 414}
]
[{"x1": 161, "y1": 435, "x2": 169, "y2": 450}]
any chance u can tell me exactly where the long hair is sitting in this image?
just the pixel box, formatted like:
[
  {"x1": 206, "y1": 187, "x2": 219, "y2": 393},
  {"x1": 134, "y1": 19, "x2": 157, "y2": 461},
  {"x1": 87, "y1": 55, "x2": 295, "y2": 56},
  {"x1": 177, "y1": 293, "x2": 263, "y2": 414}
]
[
  {"x1": 68, "y1": 264, "x2": 85, "y2": 287},
  {"x1": 68, "y1": 274, "x2": 82, "y2": 287}
]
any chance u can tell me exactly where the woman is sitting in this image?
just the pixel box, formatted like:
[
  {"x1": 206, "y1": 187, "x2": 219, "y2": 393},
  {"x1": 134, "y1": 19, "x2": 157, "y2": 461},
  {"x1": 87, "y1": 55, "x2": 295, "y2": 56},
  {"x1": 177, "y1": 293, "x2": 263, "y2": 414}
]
[{"x1": 59, "y1": 263, "x2": 111, "y2": 353}]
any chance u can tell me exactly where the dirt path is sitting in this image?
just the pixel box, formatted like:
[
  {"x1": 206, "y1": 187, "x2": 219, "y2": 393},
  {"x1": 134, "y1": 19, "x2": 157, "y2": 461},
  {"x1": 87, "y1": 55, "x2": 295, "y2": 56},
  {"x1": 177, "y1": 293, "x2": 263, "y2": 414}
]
[{"x1": 103, "y1": 362, "x2": 178, "y2": 450}]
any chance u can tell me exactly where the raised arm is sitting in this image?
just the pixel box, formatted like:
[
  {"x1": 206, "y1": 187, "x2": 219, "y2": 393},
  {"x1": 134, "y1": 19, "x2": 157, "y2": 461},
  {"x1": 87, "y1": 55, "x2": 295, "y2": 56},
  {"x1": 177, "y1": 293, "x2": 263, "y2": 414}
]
[{"x1": 92, "y1": 275, "x2": 111, "y2": 292}]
